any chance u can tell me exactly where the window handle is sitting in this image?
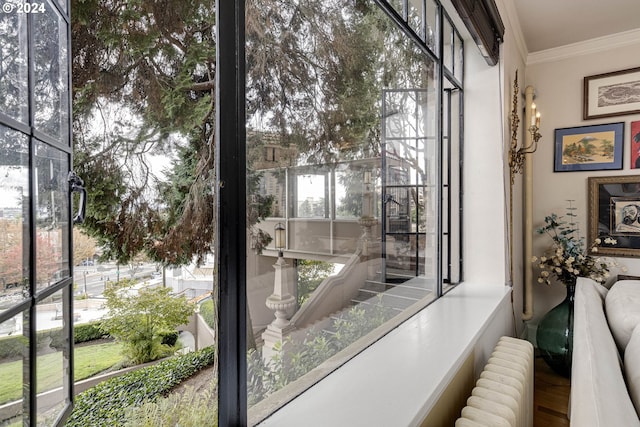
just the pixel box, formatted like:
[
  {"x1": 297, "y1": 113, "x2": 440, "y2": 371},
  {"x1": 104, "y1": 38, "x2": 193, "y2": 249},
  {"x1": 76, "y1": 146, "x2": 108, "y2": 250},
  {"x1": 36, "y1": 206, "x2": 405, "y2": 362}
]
[
  {"x1": 384, "y1": 194, "x2": 400, "y2": 206},
  {"x1": 68, "y1": 171, "x2": 86, "y2": 224}
]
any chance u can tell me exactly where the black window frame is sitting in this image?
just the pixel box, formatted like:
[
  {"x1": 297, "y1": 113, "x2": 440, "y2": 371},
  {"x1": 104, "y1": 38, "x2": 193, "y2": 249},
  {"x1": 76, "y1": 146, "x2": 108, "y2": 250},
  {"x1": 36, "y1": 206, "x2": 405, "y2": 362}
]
[
  {"x1": 0, "y1": 0, "x2": 75, "y2": 425},
  {"x1": 216, "y1": 0, "x2": 247, "y2": 425},
  {"x1": 216, "y1": 0, "x2": 473, "y2": 425}
]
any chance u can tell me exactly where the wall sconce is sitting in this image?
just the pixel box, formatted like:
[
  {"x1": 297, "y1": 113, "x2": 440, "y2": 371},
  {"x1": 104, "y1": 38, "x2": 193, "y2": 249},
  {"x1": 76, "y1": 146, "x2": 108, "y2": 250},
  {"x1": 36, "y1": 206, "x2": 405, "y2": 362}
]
[
  {"x1": 274, "y1": 222, "x2": 285, "y2": 256},
  {"x1": 506, "y1": 70, "x2": 540, "y2": 320},
  {"x1": 508, "y1": 71, "x2": 542, "y2": 185}
]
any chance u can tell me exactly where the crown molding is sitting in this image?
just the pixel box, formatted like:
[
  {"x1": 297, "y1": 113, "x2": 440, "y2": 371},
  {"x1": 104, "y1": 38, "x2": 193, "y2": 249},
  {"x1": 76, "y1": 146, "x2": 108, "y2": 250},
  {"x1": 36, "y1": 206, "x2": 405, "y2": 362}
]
[
  {"x1": 495, "y1": 0, "x2": 528, "y2": 65},
  {"x1": 527, "y1": 28, "x2": 640, "y2": 65}
]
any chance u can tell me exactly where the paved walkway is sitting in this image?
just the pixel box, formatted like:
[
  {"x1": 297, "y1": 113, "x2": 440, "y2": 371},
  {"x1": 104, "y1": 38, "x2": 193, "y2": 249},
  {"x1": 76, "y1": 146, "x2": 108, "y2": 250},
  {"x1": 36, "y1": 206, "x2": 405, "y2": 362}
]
[{"x1": 0, "y1": 299, "x2": 108, "y2": 337}]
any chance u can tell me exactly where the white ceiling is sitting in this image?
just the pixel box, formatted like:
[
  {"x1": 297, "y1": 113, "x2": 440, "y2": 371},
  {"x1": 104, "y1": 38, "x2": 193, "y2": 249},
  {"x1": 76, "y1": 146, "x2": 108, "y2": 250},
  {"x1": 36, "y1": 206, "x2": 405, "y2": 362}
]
[{"x1": 512, "y1": 0, "x2": 640, "y2": 53}]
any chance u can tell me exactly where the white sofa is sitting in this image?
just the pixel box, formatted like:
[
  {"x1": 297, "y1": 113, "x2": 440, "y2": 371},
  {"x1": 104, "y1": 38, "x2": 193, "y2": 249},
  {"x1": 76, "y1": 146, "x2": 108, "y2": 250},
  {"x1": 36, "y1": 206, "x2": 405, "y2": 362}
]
[{"x1": 571, "y1": 277, "x2": 640, "y2": 426}]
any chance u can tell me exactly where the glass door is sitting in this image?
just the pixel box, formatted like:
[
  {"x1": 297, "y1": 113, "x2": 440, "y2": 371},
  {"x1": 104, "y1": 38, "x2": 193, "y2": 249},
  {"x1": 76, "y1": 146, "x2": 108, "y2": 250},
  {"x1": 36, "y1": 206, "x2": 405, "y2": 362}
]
[
  {"x1": 0, "y1": 0, "x2": 76, "y2": 424},
  {"x1": 381, "y1": 89, "x2": 436, "y2": 283}
]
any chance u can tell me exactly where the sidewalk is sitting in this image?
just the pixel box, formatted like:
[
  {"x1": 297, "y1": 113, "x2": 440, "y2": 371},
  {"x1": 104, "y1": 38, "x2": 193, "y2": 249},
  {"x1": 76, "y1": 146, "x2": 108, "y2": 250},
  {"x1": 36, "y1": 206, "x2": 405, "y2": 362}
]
[{"x1": 0, "y1": 298, "x2": 108, "y2": 337}]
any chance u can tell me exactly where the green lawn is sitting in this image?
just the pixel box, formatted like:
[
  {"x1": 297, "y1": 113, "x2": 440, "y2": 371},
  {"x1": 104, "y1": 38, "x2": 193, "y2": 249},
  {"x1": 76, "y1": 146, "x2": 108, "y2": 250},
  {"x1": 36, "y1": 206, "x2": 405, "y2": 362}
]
[
  {"x1": 73, "y1": 341, "x2": 124, "y2": 381},
  {"x1": 0, "y1": 341, "x2": 123, "y2": 405}
]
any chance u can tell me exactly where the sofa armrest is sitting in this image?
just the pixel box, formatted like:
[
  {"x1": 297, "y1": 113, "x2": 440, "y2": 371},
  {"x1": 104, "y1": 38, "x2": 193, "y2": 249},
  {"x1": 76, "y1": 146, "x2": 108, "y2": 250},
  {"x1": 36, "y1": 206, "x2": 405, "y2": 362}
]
[{"x1": 570, "y1": 277, "x2": 640, "y2": 426}]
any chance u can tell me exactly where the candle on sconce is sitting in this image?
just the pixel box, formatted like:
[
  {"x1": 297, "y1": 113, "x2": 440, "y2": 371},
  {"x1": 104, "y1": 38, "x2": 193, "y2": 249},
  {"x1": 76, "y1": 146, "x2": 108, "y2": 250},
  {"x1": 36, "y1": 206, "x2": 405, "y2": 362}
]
[
  {"x1": 530, "y1": 103, "x2": 537, "y2": 127},
  {"x1": 536, "y1": 111, "x2": 541, "y2": 128}
]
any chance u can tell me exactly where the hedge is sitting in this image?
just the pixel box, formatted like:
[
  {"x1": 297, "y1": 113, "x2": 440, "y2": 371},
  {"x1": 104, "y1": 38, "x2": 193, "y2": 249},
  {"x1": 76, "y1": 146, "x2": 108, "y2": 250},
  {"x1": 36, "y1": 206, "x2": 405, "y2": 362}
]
[
  {"x1": 0, "y1": 334, "x2": 27, "y2": 360},
  {"x1": 199, "y1": 299, "x2": 215, "y2": 329},
  {"x1": 66, "y1": 345, "x2": 216, "y2": 427},
  {"x1": 75, "y1": 321, "x2": 109, "y2": 343},
  {"x1": 0, "y1": 320, "x2": 108, "y2": 360}
]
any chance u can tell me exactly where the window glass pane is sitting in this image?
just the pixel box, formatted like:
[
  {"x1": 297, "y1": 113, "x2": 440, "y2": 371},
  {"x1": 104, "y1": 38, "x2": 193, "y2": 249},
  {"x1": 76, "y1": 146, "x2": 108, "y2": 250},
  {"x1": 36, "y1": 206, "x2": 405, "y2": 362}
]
[
  {"x1": 293, "y1": 172, "x2": 326, "y2": 218},
  {"x1": 443, "y1": 17, "x2": 453, "y2": 72},
  {"x1": 35, "y1": 141, "x2": 70, "y2": 291},
  {"x1": 246, "y1": 0, "x2": 443, "y2": 419},
  {"x1": 454, "y1": 31, "x2": 463, "y2": 81},
  {"x1": 385, "y1": 91, "x2": 419, "y2": 139},
  {"x1": 257, "y1": 170, "x2": 286, "y2": 218},
  {"x1": 335, "y1": 168, "x2": 363, "y2": 219},
  {"x1": 388, "y1": 0, "x2": 404, "y2": 17},
  {"x1": 385, "y1": 91, "x2": 436, "y2": 189},
  {"x1": 0, "y1": 313, "x2": 26, "y2": 425},
  {"x1": 408, "y1": 0, "x2": 423, "y2": 40},
  {"x1": 65, "y1": 0, "x2": 219, "y2": 423},
  {"x1": 426, "y1": 0, "x2": 438, "y2": 54},
  {"x1": 424, "y1": 188, "x2": 438, "y2": 283},
  {"x1": 386, "y1": 234, "x2": 433, "y2": 277},
  {"x1": 0, "y1": 127, "x2": 29, "y2": 311},
  {"x1": 0, "y1": 4, "x2": 28, "y2": 124},
  {"x1": 36, "y1": 289, "x2": 69, "y2": 424},
  {"x1": 33, "y1": 0, "x2": 69, "y2": 143},
  {"x1": 55, "y1": 0, "x2": 67, "y2": 14}
]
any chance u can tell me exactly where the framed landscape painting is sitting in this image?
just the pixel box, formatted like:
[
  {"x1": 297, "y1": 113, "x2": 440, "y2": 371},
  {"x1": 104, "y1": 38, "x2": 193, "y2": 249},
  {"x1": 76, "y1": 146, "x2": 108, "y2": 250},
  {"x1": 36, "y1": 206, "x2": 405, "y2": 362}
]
[
  {"x1": 584, "y1": 67, "x2": 640, "y2": 120},
  {"x1": 554, "y1": 122, "x2": 624, "y2": 172}
]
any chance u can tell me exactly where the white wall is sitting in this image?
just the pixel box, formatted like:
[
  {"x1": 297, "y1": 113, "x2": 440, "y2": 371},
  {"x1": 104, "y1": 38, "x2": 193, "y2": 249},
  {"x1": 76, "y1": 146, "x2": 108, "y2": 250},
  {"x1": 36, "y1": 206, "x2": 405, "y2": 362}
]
[
  {"x1": 460, "y1": 0, "x2": 528, "y2": 334},
  {"x1": 525, "y1": 38, "x2": 640, "y2": 328},
  {"x1": 463, "y1": 49, "x2": 506, "y2": 285},
  {"x1": 496, "y1": 0, "x2": 529, "y2": 336}
]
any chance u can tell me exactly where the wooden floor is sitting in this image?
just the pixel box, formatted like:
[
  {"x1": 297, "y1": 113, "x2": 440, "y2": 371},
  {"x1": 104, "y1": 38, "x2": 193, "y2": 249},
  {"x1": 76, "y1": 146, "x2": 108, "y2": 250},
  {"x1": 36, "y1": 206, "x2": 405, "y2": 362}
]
[{"x1": 534, "y1": 356, "x2": 571, "y2": 426}]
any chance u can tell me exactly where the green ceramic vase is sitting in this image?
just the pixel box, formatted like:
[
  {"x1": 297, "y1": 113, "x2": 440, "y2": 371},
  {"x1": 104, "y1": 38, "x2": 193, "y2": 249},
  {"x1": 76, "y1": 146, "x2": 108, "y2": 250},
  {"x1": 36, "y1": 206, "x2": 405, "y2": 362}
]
[{"x1": 536, "y1": 281, "x2": 575, "y2": 378}]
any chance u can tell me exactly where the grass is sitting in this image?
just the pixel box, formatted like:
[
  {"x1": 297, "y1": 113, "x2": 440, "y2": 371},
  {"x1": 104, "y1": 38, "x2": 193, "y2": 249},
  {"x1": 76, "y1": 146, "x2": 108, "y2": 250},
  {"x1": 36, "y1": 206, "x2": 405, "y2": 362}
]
[
  {"x1": 74, "y1": 341, "x2": 123, "y2": 380},
  {"x1": 0, "y1": 341, "x2": 123, "y2": 405}
]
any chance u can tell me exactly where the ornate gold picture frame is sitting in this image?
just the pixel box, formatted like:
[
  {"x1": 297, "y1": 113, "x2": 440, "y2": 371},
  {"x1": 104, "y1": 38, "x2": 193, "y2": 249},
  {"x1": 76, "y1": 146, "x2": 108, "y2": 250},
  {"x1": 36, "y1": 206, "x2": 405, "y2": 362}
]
[{"x1": 588, "y1": 175, "x2": 640, "y2": 257}]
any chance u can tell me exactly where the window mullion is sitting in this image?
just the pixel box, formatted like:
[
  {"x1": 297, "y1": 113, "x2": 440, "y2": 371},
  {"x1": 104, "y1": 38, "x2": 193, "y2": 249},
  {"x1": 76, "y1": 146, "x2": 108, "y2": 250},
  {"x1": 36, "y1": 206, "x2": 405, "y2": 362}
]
[{"x1": 216, "y1": 0, "x2": 248, "y2": 425}]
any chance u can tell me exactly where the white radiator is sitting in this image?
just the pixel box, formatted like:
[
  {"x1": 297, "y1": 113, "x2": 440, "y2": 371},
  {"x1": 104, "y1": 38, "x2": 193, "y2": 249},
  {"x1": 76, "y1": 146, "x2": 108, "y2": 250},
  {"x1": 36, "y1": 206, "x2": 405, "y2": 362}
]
[{"x1": 455, "y1": 336, "x2": 534, "y2": 427}]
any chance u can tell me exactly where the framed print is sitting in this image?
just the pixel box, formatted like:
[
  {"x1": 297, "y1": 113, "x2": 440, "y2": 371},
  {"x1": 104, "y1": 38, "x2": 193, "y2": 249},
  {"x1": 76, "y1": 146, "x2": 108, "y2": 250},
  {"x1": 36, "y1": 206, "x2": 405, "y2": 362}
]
[
  {"x1": 554, "y1": 122, "x2": 624, "y2": 172},
  {"x1": 588, "y1": 175, "x2": 640, "y2": 257},
  {"x1": 584, "y1": 67, "x2": 640, "y2": 120},
  {"x1": 632, "y1": 120, "x2": 640, "y2": 169}
]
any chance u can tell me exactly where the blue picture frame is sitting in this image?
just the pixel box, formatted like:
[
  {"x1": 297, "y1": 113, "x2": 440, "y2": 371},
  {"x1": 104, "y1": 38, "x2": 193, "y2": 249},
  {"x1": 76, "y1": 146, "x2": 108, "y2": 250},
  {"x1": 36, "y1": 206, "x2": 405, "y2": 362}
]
[{"x1": 554, "y1": 122, "x2": 624, "y2": 172}]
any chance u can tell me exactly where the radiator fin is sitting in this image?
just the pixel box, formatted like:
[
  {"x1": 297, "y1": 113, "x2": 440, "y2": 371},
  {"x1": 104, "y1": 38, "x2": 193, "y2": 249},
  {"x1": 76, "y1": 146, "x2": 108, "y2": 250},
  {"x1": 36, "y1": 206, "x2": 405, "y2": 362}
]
[{"x1": 456, "y1": 336, "x2": 534, "y2": 427}]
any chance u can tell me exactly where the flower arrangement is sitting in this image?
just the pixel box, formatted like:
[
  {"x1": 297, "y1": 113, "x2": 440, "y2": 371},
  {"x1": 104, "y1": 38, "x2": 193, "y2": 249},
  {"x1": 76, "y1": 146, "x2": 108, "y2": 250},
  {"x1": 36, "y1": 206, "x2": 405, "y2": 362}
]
[{"x1": 532, "y1": 204, "x2": 619, "y2": 286}]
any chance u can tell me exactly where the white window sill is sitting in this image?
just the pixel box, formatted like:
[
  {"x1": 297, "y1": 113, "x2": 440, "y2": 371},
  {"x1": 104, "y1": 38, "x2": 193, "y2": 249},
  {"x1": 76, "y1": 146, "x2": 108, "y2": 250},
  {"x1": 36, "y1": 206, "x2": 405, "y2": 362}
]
[{"x1": 257, "y1": 282, "x2": 511, "y2": 427}]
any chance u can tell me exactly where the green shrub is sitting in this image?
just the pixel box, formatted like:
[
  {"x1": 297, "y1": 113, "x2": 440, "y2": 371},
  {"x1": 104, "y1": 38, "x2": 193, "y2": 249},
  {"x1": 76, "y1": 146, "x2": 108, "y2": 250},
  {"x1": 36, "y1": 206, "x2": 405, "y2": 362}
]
[
  {"x1": 0, "y1": 335, "x2": 27, "y2": 360},
  {"x1": 124, "y1": 384, "x2": 217, "y2": 427},
  {"x1": 297, "y1": 259, "x2": 334, "y2": 306},
  {"x1": 100, "y1": 285, "x2": 195, "y2": 364},
  {"x1": 66, "y1": 346, "x2": 216, "y2": 427},
  {"x1": 199, "y1": 298, "x2": 215, "y2": 329},
  {"x1": 74, "y1": 321, "x2": 108, "y2": 343},
  {"x1": 247, "y1": 298, "x2": 394, "y2": 404}
]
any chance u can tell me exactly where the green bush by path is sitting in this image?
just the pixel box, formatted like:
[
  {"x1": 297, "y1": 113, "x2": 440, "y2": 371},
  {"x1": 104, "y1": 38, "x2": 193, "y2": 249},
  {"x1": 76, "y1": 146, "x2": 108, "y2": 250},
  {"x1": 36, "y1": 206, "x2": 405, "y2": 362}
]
[
  {"x1": 66, "y1": 346, "x2": 216, "y2": 427},
  {"x1": 100, "y1": 286, "x2": 195, "y2": 364},
  {"x1": 74, "y1": 321, "x2": 108, "y2": 343}
]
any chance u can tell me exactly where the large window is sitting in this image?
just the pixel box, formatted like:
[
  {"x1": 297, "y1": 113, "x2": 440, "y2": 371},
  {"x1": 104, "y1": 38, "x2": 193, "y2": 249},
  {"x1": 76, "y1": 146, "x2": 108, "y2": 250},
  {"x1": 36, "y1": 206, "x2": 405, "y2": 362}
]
[
  {"x1": 1, "y1": 0, "x2": 466, "y2": 424},
  {"x1": 242, "y1": 0, "x2": 463, "y2": 423},
  {"x1": 0, "y1": 0, "x2": 74, "y2": 425}
]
